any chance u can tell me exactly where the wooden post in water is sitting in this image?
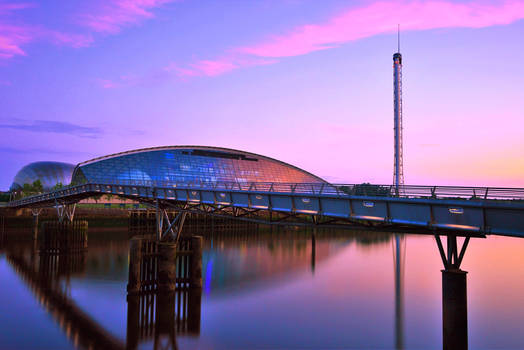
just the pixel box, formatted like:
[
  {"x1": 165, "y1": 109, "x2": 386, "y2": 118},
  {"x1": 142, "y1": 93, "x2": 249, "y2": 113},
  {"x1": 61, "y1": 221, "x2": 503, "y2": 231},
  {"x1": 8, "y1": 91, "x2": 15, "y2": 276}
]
[
  {"x1": 127, "y1": 237, "x2": 143, "y2": 294},
  {"x1": 157, "y1": 242, "x2": 177, "y2": 292}
]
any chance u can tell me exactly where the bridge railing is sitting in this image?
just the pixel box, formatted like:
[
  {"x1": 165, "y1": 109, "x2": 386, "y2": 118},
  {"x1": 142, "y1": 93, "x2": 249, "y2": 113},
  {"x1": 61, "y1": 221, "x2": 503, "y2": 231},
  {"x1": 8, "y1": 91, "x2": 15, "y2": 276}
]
[{"x1": 8, "y1": 181, "x2": 524, "y2": 207}]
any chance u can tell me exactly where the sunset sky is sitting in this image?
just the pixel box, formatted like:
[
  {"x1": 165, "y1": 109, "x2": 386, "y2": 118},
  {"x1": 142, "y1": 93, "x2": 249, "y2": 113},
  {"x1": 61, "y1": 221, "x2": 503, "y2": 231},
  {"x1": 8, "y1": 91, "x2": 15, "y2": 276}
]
[{"x1": 1, "y1": 0, "x2": 523, "y2": 190}]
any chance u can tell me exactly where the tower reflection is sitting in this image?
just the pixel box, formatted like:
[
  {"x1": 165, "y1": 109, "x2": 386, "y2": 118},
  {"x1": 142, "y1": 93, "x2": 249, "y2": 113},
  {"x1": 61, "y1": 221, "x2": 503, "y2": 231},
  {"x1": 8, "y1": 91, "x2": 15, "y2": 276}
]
[{"x1": 393, "y1": 234, "x2": 405, "y2": 350}]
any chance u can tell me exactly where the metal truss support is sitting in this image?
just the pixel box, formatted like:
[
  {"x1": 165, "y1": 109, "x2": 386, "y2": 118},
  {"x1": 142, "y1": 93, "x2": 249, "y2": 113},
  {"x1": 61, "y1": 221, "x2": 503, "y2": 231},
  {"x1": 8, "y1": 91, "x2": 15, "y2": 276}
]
[
  {"x1": 154, "y1": 201, "x2": 187, "y2": 242},
  {"x1": 31, "y1": 208, "x2": 43, "y2": 217},
  {"x1": 54, "y1": 200, "x2": 76, "y2": 223},
  {"x1": 435, "y1": 235, "x2": 470, "y2": 271}
]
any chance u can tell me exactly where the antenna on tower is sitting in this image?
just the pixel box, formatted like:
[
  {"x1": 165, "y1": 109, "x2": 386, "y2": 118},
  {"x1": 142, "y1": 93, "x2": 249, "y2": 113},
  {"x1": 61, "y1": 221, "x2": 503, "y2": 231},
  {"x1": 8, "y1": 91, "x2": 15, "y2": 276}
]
[{"x1": 397, "y1": 24, "x2": 400, "y2": 52}]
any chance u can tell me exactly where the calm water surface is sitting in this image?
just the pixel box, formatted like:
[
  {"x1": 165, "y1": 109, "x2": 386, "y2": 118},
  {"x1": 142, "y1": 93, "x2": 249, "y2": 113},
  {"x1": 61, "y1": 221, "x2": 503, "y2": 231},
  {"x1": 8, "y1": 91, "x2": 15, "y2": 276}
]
[{"x1": 1, "y1": 226, "x2": 524, "y2": 349}]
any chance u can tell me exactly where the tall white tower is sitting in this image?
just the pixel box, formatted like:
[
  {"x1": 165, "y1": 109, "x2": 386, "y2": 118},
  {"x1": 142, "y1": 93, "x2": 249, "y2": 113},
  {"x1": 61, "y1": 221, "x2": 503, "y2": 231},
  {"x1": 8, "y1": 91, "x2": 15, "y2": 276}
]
[{"x1": 393, "y1": 28, "x2": 404, "y2": 192}]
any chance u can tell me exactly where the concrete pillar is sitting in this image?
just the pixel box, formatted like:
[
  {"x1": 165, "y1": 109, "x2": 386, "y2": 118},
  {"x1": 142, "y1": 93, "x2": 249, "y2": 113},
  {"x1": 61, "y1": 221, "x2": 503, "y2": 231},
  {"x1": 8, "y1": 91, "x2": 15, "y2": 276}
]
[
  {"x1": 442, "y1": 269, "x2": 468, "y2": 350},
  {"x1": 190, "y1": 236, "x2": 203, "y2": 289},
  {"x1": 158, "y1": 242, "x2": 177, "y2": 292},
  {"x1": 127, "y1": 237, "x2": 143, "y2": 294}
]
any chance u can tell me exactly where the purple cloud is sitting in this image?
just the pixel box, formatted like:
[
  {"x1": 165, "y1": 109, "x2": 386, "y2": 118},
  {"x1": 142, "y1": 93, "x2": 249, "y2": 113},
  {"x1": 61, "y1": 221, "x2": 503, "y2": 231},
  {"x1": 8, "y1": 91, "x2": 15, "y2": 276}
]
[
  {"x1": 78, "y1": 0, "x2": 176, "y2": 34},
  {"x1": 0, "y1": 2, "x2": 93, "y2": 59},
  {"x1": 0, "y1": 120, "x2": 103, "y2": 138}
]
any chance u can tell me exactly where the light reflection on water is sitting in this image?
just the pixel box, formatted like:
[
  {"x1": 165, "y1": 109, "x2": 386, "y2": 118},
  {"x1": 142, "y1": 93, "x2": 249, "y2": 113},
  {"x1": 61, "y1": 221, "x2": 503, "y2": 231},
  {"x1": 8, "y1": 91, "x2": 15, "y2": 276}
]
[{"x1": 1, "y1": 226, "x2": 524, "y2": 349}]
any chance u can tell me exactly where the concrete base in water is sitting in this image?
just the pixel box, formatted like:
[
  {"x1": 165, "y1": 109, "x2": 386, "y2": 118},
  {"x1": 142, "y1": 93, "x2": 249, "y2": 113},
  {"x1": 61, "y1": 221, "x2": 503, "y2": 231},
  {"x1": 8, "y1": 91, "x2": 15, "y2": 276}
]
[{"x1": 442, "y1": 269, "x2": 468, "y2": 350}]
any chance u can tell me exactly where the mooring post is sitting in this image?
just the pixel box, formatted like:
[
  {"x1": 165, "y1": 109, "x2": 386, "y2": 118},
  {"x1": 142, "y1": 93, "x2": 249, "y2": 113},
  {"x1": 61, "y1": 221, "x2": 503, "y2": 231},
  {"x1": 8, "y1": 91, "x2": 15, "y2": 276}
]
[
  {"x1": 442, "y1": 269, "x2": 468, "y2": 350},
  {"x1": 158, "y1": 242, "x2": 177, "y2": 292},
  {"x1": 127, "y1": 237, "x2": 143, "y2": 294}
]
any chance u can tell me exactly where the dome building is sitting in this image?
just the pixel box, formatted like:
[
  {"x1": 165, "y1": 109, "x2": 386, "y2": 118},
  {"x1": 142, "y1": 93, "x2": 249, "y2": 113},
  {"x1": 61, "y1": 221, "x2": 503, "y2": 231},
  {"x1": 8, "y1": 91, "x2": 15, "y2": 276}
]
[
  {"x1": 10, "y1": 161, "x2": 75, "y2": 191},
  {"x1": 72, "y1": 146, "x2": 325, "y2": 186}
]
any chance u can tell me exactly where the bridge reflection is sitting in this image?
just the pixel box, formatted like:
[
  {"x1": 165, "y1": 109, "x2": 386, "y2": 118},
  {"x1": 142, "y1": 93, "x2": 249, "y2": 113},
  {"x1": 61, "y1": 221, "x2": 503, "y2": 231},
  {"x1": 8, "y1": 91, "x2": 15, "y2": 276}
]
[
  {"x1": 2, "y1": 221, "x2": 471, "y2": 350},
  {"x1": 4, "y1": 223, "x2": 203, "y2": 350}
]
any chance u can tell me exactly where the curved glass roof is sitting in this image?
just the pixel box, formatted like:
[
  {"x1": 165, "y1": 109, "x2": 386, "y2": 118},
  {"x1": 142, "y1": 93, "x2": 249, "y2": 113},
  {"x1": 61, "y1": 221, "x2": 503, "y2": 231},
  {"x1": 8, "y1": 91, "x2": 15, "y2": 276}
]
[
  {"x1": 73, "y1": 146, "x2": 325, "y2": 186},
  {"x1": 11, "y1": 161, "x2": 75, "y2": 191}
]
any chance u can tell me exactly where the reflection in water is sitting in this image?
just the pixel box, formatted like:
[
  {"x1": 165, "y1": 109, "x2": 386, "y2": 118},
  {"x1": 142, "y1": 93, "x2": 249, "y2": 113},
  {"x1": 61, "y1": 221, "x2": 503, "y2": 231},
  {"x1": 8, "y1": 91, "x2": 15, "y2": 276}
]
[
  {"x1": 6, "y1": 223, "x2": 125, "y2": 350},
  {"x1": 393, "y1": 234, "x2": 406, "y2": 350},
  {"x1": 201, "y1": 226, "x2": 392, "y2": 296},
  {"x1": 2, "y1": 219, "x2": 512, "y2": 349}
]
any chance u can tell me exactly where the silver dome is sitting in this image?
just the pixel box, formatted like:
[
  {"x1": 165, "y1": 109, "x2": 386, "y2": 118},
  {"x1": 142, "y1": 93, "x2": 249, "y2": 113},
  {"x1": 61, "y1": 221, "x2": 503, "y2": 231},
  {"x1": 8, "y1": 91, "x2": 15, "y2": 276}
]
[{"x1": 10, "y1": 161, "x2": 75, "y2": 191}]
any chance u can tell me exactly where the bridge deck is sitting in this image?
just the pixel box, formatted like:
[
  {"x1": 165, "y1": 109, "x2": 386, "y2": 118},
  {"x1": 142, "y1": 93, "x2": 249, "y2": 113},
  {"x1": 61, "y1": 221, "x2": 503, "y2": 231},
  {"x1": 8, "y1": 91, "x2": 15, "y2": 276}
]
[{"x1": 9, "y1": 182, "x2": 524, "y2": 237}]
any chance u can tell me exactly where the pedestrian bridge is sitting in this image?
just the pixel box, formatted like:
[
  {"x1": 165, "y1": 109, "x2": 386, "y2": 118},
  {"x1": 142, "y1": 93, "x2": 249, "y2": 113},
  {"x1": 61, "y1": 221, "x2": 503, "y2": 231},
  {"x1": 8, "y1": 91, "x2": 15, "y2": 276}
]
[{"x1": 8, "y1": 181, "x2": 524, "y2": 238}]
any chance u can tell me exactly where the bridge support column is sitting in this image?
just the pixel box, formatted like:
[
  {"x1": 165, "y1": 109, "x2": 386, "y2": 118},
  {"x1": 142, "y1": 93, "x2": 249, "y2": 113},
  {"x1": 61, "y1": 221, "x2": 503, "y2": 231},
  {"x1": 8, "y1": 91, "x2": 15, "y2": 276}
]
[{"x1": 435, "y1": 235, "x2": 469, "y2": 350}]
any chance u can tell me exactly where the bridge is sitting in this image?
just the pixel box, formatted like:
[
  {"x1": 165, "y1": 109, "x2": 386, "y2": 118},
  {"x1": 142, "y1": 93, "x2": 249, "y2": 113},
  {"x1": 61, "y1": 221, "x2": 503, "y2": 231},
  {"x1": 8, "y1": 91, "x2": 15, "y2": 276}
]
[{"x1": 8, "y1": 181, "x2": 524, "y2": 239}]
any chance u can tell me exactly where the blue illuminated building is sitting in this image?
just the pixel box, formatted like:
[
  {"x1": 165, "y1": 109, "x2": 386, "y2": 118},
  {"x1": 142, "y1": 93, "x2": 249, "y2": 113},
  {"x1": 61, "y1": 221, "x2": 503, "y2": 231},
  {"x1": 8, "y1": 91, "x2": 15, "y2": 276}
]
[{"x1": 72, "y1": 146, "x2": 325, "y2": 186}]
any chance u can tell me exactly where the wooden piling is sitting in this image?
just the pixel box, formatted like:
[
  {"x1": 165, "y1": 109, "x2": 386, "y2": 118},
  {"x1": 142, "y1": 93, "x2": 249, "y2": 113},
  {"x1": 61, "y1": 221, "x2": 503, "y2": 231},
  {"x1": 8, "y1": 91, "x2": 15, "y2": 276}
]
[
  {"x1": 157, "y1": 242, "x2": 177, "y2": 292},
  {"x1": 127, "y1": 237, "x2": 143, "y2": 294}
]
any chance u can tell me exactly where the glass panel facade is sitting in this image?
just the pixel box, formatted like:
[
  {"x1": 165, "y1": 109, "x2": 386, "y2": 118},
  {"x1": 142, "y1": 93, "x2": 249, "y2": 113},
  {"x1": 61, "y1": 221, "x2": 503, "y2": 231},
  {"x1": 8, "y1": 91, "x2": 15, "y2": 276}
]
[{"x1": 72, "y1": 147, "x2": 324, "y2": 186}]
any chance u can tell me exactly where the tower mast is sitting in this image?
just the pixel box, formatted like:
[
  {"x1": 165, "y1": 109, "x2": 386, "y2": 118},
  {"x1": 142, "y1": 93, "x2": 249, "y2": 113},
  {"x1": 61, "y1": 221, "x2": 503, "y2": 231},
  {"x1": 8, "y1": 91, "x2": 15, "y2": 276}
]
[{"x1": 393, "y1": 25, "x2": 404, "y2": 192}]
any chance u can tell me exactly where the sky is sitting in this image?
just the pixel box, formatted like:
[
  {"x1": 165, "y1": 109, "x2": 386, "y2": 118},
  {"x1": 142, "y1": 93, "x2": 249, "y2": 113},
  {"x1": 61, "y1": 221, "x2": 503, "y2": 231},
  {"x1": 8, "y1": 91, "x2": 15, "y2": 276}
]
[{"x1": 0, "y1": 0, "x2": 523, "y2": 190}]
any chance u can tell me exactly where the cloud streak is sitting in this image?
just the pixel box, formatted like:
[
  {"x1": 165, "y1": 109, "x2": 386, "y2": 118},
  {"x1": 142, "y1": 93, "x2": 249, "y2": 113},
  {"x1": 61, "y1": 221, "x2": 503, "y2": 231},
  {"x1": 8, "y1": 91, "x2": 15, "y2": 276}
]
[
  {"x1": 173, "y1": 0, "x2": 524, "y2": 77},
  {"x1": 1, "y1": 0, "x2": 173, "y2": 60},
  {"x1": 0, "y1": 120, "x2": 103, "y2": 138},
  {"x1": 78, "y1": 0, "x2": 176, "y2": 34},
  {"x1": 0, "y1": 2, "x2": 93, "y2": 59}
]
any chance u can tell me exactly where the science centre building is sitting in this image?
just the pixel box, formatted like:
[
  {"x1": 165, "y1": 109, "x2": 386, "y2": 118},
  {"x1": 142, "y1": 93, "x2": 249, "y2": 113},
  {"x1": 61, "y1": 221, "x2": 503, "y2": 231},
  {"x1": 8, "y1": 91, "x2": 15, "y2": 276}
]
[{"x1": 11, "y1": 146, "x2": 326, "y2": 191}]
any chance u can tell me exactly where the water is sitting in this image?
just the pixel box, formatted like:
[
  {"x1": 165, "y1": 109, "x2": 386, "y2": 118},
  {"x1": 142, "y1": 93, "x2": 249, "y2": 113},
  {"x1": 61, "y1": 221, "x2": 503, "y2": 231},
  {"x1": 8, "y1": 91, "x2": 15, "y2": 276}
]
[{"x1": 1, "y1": 225, "x2": 524, "y2": 349}]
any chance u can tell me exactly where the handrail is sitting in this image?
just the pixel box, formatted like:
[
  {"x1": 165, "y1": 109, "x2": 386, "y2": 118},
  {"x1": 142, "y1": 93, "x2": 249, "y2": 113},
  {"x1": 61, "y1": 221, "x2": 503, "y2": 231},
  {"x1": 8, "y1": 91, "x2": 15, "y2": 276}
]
[{"x1": 8, "y1": 181, "x2": 524, "y2": 207}]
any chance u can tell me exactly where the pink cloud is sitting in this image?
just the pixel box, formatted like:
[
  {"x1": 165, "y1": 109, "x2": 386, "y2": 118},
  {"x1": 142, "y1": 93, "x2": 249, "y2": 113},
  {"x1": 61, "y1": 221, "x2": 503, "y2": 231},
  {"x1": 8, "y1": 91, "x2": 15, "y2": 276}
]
[
  {"x1": 47, "y1": 30, "x2": 93, "y2": 48},
  {"x1": 78, "y1": 0, "x2": 176, "y2": 34},
  {"x1": 0, "y1": 23, "x2": 32, "y2": 58},
  {"x1": 173, "y1": 0, "x2": 524, "y2": 77},
  {"x1": 0, "y1": 2, "x2": 92, "y2": 59},
  {"x1": 94, "y1": 78, "x2": 119, "y2": 89},
  {"x1": 166, "y1": 56, "x2": 278, "y2": 78},
  {"x1": 0, "y1": 23, "x2": 93, "y2": 59},
  {"x1": 239, "y1": 0, "x2": 524, "y2": 58}
]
